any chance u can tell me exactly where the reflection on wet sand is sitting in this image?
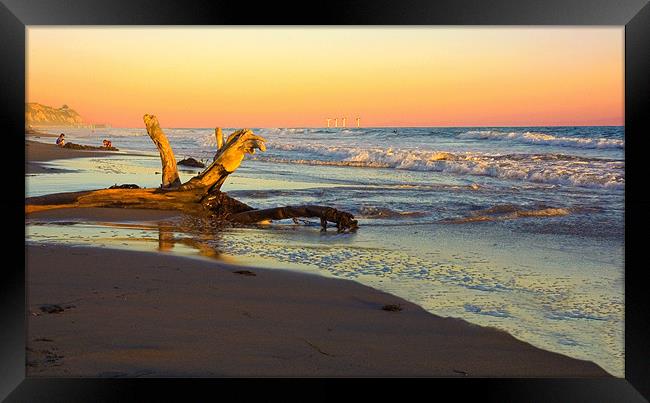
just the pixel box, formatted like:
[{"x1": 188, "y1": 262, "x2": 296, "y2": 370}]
[
  {"x1": 156, "y1": 217, "x2": 224, "y2": 259},
  {"x1": 26, "y1": 212, "x2": 235, "y2": 263}
]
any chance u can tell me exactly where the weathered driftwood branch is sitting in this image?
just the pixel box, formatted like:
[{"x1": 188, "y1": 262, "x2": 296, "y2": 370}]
[
  {"x1": 229, "y1": 205, "x2": 358, "y2": 232},
  {"x1": 26, "y1": 188, "x2": 208, "y2": 214},
  {"x1": 25, "y1": 114, "x2": 358, "y2": 232},
  {"x1": 144, "y1": 114, "x2": 181, "y2": 188},
  {"x1": 215, "y1": 128, "x2": 224, "y2": 156},
  {"x1": 179, "y1": 129, "x2": 266, "y2": 194}
]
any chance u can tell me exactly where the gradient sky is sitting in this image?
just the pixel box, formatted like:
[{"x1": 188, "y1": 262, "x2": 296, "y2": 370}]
[{"x1": 27, "y1": 27, "x2": 623, "y2": 128}]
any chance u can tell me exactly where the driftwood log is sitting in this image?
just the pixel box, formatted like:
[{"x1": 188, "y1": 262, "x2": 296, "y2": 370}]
[{"x1": 25, "y1": 114, "x2": 358, "y2": 232}]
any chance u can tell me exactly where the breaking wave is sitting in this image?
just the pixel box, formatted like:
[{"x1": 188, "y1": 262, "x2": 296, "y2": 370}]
[
  {"x1": 442, "y1": 204, "x2": 572, "y2": 224},
  {"x1": 458, "y1": 130, "x2": 624, "y2": 149},
  {"x1": 256, "y1": 144, "x2": 624, "y2": 189},
  {"x1": 358, "y1": 206, "x2": 429, "y2": 219}
]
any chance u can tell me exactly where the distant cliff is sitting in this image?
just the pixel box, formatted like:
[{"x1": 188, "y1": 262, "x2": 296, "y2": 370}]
[{"x1": 26, "y1": 103, "x2": 85, "y2": 127}]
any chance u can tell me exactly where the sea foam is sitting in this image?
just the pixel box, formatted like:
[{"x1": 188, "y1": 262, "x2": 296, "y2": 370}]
[
  {"x1": 458, "y1": 130, "x2": 624, "y2": 149},
  {"x1": 258, "y1": 143, "x2": 624, "y2": 189}
]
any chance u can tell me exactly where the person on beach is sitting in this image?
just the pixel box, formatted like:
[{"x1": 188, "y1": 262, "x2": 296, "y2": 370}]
[
  {"x1": 102, "y1": 139, "x2": 112, "y2": 148},
  {"x1": 56, "y1": 133, "x2": 65, "y2": 146}
]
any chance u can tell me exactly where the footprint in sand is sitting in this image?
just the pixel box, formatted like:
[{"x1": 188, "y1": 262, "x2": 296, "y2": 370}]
[
  {"x1": 381, "y1": 304, "x2": 403, "y2": 312},
  {"x1": 38, "y1": 304, "x2": 64, "y2": 314},
  {"x1": 38, "y1": 304, "x2": 76, "y2": 314},
  {"x1": 233, "y1": 270, "x2": 256, "y2": 276}
]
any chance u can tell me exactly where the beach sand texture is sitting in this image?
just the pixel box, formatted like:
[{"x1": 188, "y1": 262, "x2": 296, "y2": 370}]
[
  {"x1": 25, "y1": 136, "x2": 610, "y2": 377},
  {"x1": 27, "y1": 243, "x2": 607, "y2": 377}
]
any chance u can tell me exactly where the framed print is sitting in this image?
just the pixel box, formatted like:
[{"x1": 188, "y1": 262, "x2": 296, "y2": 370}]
[{"x1": 2, "y1": 0, "x2": 649, "y2": 401}]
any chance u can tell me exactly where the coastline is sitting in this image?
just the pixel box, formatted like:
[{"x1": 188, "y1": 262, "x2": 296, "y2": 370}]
[
  {"x1": 26, "y1": 130, "x2": 156, "y2": 175},
  {"x1": 26, "y1": 139, "x2": 120, "y2": 174},
  {"x1": 25, "y1": 132, "x2": 613, "y2": 377}
]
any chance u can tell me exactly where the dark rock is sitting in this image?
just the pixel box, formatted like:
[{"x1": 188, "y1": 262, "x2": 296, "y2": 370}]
[
  {"x1": 178, "y1": 157, "x2": 206, "y2": 168},
  {"x1": 109, "y1": 184, "x2": 140, "y2": 189},
  {"x1": 63, "y1": 142, "x2": 119, "y2": 151}
]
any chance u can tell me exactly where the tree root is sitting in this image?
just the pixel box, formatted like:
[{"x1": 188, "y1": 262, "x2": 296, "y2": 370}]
[{"x1": 228, "y1": 205, "x2": 358, "y2": 232}]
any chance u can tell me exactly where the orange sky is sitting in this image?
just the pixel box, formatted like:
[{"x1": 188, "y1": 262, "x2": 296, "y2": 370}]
[{"x1": 27, "y1": 27, "x2": 624, "y2": 128}]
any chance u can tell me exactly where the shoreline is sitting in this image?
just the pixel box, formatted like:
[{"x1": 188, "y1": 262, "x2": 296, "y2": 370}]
[
  {"x1": 26, "y1": 130, "x2": 157, "y2": 175},
  {"x1": 26, "y1": 241, "x2": 608, "y2": 377},
  {"x1": 26, "y1": 139, "x2": 122, "y2": 174}
]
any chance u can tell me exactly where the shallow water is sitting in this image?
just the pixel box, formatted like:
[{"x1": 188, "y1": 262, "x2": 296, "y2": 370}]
[{"x1": 26, "y1": 126, "x2": 624, "y2": 376}]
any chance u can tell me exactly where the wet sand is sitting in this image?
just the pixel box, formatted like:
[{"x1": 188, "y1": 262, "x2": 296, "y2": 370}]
[{"x1": 26, "y1": 240, "x2": 608, "y2": 377}]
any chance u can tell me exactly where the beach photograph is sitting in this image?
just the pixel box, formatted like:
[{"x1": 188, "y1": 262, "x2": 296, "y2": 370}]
[{"x1": 25, "y1": 27, "x2": 624, "y2": 377}]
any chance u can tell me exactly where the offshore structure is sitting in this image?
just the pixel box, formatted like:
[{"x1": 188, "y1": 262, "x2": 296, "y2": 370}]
[{"x1": 326, "y1": 117, "x2": 360, "y2": 128}]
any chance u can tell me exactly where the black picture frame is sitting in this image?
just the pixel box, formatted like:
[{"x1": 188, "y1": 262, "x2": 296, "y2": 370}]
[{"x1": 2, "y1": 0, "x2": 649, "y2": 401}]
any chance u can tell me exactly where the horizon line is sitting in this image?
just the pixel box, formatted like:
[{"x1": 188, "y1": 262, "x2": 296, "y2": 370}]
[{"x1": 95, "y1": 124, "x2": 624, "y2": 129}]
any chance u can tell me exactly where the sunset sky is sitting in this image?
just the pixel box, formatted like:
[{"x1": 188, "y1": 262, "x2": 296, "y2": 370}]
[{"x1": 27, "y1": 27, "x2": 623, "y2": 128}]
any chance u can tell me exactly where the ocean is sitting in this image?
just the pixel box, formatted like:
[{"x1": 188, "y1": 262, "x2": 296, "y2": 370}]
[{"x1": 26, "y1": 125, "x2": 625, "y2": 376}]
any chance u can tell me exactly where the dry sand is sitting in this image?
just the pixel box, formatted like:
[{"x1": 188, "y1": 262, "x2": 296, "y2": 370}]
[{"x1": 25, "y1": 139, "x2": 610, "y2": 377}]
